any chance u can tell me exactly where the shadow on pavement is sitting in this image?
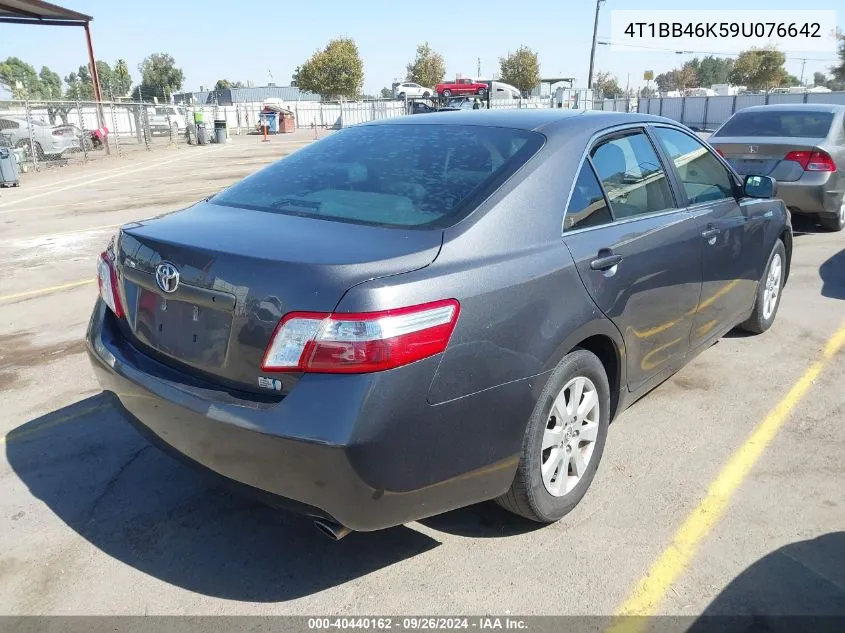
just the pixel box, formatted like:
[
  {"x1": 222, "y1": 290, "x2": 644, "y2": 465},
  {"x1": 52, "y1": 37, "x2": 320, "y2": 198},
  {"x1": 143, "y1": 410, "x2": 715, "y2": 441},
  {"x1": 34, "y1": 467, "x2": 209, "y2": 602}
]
[
  {"x1": 5, "y1": 394, "x2": 440, "y2": 602},
  {"x1": 687, "y1": 532, "x2": 845, "y2": 633},
  {"x1": 820, "y1": 248, "x2": 845, "y2": 301},
  {"x1": 420, "y1": 500, "x2": 544, "y2": 538}
]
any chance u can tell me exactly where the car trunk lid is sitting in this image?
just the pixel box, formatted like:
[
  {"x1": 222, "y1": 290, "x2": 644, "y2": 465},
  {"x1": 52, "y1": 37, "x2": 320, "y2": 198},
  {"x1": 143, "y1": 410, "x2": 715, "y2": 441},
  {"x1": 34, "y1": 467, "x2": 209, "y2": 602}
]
[
  {"x1": 709, "y1": 136, "x2": 828, "y2": 182},
  {"x1": 114, "y1": 200, "x2": 442, "y2": 395}
]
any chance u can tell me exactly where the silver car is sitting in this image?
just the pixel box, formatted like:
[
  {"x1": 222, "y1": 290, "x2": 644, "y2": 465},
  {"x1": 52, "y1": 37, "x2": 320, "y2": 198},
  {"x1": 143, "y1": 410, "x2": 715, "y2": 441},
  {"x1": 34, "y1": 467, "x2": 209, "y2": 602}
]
[
  {"x1": 0, "y1": 116, "x2": 81, "y2": 160},
  {"x1": 709, "y1": 104, "x2": 845, "y2": 231}
]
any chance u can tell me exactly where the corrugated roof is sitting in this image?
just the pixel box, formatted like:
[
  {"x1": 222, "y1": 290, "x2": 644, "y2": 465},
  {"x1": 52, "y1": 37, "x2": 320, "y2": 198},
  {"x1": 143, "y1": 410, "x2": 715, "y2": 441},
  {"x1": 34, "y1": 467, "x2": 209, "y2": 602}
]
[{"x1": 172, "y1": 85, "x2": 321, "y2": 105}]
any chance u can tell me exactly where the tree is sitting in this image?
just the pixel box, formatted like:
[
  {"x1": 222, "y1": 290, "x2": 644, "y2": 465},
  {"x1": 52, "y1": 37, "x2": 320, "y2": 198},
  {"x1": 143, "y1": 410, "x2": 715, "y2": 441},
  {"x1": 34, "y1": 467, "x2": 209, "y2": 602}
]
[
  {"x1": 813, "y1": 71, "x2": 828, "y2": 87},
  {"x1": 38, "y1": 66, "x2": 71, "y2": 124},
  {"x1": 294, "y1": 38, "x2": 364, "y2": 99},
  {"x1": 675, "y1": 64, "x2": 698, "y2": 91},
  {"x1": 831, "y1": 30, "x2": 845, "y2": 87},
  {"x1": 112, "y1": 59, "x2": 132, "y2": 98},
  {"x1": 137, "y1": 53, "x2": 185, "y2": 101},
  {"x1": 0, "y1": 57, "x2": 40, "y2": 99},
  {"x1": 694, "y1": 56, "x2": 734, "y2": 87},
  {"x1": 214, "y1": 79, "x2": 231, "y2": 90},
  {"x1": 380, "y1": 87, "x2": 392, "y2": 99},
  {"x1": 729, "y1": 48, "x2": 787, "y2": 90},
  {"x1": 639, "y1": 86, "x2": 657, "y2": 98},
  {"x1": 498, "y1": 46, "x2": 541, "y2": 95},
  {"x1": 782, "y1": 74, "x2": 801, "y2": 87},
  {"x1": 593, "y1": 71, "x2": 622, "y2": 98},
  {"x1": 654, "y1": 71, "x2": 678, "y2": 93},
  {"x1": 405, "y1": 42, "x2": 446, "y2": 88}
]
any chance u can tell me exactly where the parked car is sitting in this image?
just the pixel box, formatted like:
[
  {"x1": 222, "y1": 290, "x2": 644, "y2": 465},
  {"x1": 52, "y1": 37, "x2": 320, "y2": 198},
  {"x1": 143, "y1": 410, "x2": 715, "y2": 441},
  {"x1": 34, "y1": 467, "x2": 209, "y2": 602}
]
[
  {"x1": 709, "y1": 104, "x2": 845, "y2": 231},
  {"x1": 87, "y1": 110, "x2": 791, "y2": 539},
  {"x1": 147, "y1": 105, "x2": 187, "y2": 136},
  {"x1": 393, "y1": 82, "x2": 433, "y2": 99},
  {"x1": 443, "y1": 96, "x2": 487, "y2": 110},
  {"x1": 0, "y1": 116, "x2": 81, "y2": 159},
  {"x1": 436, "y1": 77, "x2": 488, "y2": 97}
]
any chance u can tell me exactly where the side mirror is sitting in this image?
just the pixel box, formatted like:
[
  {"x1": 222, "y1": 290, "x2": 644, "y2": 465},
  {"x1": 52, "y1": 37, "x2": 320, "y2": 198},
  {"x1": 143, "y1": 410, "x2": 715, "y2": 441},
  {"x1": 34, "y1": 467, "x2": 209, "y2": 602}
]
[{"x1": 743, "y1": 174, "x2": 777, "y2": 199}]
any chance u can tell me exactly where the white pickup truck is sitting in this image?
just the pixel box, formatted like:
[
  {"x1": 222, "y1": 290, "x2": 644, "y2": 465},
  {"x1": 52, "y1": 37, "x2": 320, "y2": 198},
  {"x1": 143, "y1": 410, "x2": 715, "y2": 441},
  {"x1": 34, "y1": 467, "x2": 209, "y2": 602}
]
[{"x1": 146, "y1": 105, "x2": 187, "y2": 136}]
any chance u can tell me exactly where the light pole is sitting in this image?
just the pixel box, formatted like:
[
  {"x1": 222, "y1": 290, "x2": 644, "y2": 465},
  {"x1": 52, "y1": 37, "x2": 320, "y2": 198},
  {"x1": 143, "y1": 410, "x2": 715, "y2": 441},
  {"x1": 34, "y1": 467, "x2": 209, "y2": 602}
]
[{"x1": 587, "y1": 0, "x2": 606, "y2": 89}]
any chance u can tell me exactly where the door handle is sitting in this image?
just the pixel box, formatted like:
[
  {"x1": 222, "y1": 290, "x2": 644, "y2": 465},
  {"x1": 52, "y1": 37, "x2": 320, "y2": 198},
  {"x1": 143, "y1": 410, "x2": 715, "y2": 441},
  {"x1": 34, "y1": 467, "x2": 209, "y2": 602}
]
[
  {"x1": 701, "y1": 227, "x2": 720, "y2": 240},
  {"x1": 590, "y1": 253, "x2": 623, "y2": 271}
]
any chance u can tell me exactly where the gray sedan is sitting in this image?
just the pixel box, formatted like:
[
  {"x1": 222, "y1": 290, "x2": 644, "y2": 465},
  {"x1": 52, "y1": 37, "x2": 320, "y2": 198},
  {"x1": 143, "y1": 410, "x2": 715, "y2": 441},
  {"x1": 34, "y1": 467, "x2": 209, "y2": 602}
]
[
  {"x1": 0, "y1": 116, "x2": 81, "y2": 160},
  {"x1": 709, "y1": 104, "x2": 845, "y2": 231},
  {"x1": 86, "y1": 110, "x2": 791, "y2": 538}
]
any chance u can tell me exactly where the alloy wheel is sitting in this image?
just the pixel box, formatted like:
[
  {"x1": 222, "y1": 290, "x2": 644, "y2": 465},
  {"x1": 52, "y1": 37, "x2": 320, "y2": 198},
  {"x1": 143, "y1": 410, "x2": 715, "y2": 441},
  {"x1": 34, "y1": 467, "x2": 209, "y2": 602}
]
[
  {"x1": 541, "y1": 376, "x2": 600, "y2": 497},
  {"x1": 762, "y1": 253, "x2": 782, "y2": 321}
]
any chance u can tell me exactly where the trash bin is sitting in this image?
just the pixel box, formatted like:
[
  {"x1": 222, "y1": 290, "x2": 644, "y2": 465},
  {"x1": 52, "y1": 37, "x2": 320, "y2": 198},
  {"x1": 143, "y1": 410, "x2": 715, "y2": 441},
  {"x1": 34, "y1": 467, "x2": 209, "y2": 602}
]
[
  {"x1": 263, "y1": 112, "x2": 278, "y2": 134},
  {"x1": 280, "y1": 112, "x2": 295, "y2": 133},
  {"x1": 213, "y1": 119, "x2": 227, "y2": 144},
  {"x1": 0, "y1": 147, "x2": 20, "y2": 187},
  {"x1": 196, "y1": 123, "x2": 208, "y2": 145},
  {"x1": 185, "y1": 123, "x2": 197, "y2": 145}
]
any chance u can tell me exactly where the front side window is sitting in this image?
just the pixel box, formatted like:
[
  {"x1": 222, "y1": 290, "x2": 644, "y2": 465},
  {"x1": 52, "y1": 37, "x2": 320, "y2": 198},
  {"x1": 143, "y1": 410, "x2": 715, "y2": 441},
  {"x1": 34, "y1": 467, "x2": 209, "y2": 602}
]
[
  {"x1": 211, "y1": 124, "x2": 545, "y2": 228},
  {"x1": 654, "y1": 127, "x2": 734, "y2": 204},
  {"x1": 564, "y1": 161, "x2": 612, "y2": 231},
  {"x1": 590, "y1": 131, "x2": 674, "y2": 219}
]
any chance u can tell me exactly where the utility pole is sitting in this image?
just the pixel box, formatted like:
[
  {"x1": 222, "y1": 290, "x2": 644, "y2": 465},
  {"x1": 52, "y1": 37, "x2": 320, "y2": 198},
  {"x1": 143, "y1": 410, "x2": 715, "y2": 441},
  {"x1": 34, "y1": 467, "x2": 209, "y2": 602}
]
[
  {"x1": 587, "y1": 0, "x2": 605, "y2": 89},
  {"x1": 477, "y1": 57, "x2": 481, "y2": 78},
  {"x1": 799, "y1": 58, "x2": 807, "y2": 85}
]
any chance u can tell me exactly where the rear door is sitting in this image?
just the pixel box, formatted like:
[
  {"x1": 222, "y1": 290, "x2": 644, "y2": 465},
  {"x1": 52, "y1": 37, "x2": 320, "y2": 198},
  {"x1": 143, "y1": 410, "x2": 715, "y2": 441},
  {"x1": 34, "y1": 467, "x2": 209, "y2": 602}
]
[
  {"x1": 562, "y1": 127, "x2": 703, "y2": 391},
  {"x1": 650, "y1": 125, "x2": 762, "y2": 345}
]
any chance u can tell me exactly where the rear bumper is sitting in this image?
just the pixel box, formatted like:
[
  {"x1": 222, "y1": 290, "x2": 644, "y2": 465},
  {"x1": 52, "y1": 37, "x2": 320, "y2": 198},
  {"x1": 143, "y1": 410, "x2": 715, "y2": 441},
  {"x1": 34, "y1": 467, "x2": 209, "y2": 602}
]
[
  {"x1": 777, "y1": 172, "x2": 844, "y2": 215},
  {"x1": 86, "y1": 301, "x2": 529, "y2": 531}
]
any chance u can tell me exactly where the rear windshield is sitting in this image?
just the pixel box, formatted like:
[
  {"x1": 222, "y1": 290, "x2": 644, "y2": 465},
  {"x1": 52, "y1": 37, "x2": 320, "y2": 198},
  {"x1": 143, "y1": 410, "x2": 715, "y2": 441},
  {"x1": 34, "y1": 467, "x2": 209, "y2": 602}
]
[
  {"x1": 210, "y1": 123, "x2": 544, "y2": 228},
  {"x1": 714, "y1": 111, "x2": 834, "y2": 138}
]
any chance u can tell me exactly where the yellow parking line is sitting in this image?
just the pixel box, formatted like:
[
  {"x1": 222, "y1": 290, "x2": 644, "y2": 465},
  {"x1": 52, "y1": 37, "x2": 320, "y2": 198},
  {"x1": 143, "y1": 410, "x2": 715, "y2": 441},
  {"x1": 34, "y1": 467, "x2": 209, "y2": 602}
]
[
  {"x1": 0, "y1": 403, "x2": 110, "y2": 445},
  {"x1": 607, "y1": 319, "x2": 845, "y2": 633},
  {"x1": 0, "y1": 278, "x2": 94, "y2": 303}
]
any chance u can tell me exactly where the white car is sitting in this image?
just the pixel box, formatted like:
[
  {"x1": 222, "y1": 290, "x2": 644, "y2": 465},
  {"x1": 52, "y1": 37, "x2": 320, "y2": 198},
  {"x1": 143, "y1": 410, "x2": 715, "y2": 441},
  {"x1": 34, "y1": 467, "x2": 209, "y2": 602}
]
[{"x1": 393, "y1": 82, "x2": 433, "y2": 99}]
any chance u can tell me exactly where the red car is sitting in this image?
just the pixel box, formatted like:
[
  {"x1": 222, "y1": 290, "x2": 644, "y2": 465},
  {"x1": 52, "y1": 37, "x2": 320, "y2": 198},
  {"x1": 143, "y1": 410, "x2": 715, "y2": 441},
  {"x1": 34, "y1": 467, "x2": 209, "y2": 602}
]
[{"x1": 435, "y1": 78, "x2": 488, "y2": 97}]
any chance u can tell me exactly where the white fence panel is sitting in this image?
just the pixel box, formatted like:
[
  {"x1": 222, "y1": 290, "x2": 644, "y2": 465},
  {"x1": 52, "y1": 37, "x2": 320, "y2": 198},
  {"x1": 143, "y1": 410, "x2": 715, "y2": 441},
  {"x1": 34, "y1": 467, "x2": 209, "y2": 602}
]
[
  {"x1": 807, "y1": 91, "x2": 845, "y2": 105},
  {"x1": 704, "y1": 96, "x2": 735, "y2": 129},
  {"x1": 682, "y1": 97, "x2": 707, "y2": 129}
]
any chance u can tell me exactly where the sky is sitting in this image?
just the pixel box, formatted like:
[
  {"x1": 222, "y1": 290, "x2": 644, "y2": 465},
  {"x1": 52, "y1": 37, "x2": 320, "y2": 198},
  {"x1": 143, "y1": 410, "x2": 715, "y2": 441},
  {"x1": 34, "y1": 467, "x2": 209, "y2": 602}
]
[{"x1": 0, "y1": 0, "x2": 842, "y2": 98}]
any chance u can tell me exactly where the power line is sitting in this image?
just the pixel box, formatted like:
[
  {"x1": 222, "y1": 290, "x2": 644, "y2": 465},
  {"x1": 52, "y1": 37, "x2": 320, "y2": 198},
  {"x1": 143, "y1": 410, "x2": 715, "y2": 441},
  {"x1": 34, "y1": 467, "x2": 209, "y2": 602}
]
[{"x1": 596, "y1": 39, "x2": 838, "y2": 62}]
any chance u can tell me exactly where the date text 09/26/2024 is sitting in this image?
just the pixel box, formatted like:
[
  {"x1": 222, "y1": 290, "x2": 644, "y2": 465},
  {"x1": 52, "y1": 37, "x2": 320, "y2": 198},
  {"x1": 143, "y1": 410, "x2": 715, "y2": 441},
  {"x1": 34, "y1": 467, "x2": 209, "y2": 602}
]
[{"x1": 307, "y1": 618, "x2": 528, "y2": 630}]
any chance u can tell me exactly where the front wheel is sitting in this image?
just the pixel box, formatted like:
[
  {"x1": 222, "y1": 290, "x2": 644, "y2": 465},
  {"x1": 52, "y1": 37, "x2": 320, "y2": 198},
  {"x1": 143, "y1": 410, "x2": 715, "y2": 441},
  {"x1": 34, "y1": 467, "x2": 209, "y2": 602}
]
[
  {"x1": 398, "y1": 92, "x2": 406, "y2": 100},
  {"x1": 422, "y1": 91, "x2": 431, "y2": 98},
  {"x1": 818, "y1": 197, "x2": 845, "y2": 232},
  {"x1": 496, "y1": 349, "x2": 610, "y2": 523},
  {"x1": 738, "y1": 239, "x2": 786, "y2": 334}
]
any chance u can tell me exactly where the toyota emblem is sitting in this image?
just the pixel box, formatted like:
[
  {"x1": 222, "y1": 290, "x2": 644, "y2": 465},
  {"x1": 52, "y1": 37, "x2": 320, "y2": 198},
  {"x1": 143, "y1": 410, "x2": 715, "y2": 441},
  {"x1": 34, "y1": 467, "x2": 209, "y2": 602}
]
[{"x1": 155, "y1": 262, "x2": 180, "y2": 294}]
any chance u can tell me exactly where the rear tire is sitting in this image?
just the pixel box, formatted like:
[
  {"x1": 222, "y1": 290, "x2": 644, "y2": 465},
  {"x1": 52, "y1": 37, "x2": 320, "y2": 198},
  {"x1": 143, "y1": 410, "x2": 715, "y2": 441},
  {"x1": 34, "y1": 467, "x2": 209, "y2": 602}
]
[
  {"x1": 442, "y1": 89, "x2": 452, "y2": 97},
  {"x1": 738, "y1": 239, "x2": 786, "y2": 334},
  {"x1": 477, "y1": 88, "x2": 487, "y2": 96},
  {"x1": 423, "y1": 91, "x2": 431, "y2": 98},
  {"x1": 818, "y1": 197, "x2": 845, "y2": 232},
  {"x1": 496, "y1": 349, "x2": 610, "y2": 523},
  {"x1": 398, "y1": 92, "x2": 406, "y2": 100}
]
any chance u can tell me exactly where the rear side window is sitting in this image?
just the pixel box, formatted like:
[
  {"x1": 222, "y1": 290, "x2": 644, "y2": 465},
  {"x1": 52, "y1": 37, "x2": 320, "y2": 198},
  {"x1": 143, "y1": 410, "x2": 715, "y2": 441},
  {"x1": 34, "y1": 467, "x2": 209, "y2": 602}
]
[
  {"x1": 211, "y1": 124, "x2": 544, "y2": 228},
  {"x1": 590, "y1": 132, "x2": 674, "y2": 219},
  {"x1": 714, "y1": 111, "x2": 834, "y2": 138},
  {"x1": 653, "y1": 127, "x2": 734, "y2": 204},
  {"x1": 565, "y1": 162, "x2": 612, "y2": 231}
]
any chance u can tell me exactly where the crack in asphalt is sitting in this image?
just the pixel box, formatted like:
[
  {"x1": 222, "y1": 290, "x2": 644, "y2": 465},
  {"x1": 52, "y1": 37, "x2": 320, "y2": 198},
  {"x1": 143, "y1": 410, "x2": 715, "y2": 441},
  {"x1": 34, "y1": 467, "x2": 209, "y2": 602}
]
[{"x1": 84, "y1": 445, "x2": 150, "y2": 525}]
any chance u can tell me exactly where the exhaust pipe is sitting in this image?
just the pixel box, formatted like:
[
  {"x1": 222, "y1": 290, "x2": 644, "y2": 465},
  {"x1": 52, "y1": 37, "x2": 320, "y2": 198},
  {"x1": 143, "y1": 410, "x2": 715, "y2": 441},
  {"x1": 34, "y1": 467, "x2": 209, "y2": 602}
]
[{"x1": 313, "y1": 518, "x2": 352, "y2": 541}]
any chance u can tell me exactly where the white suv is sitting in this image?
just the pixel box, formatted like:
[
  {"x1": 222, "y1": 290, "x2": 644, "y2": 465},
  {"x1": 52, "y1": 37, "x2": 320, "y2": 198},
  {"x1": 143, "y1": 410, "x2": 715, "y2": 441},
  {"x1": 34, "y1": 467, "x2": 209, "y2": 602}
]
[{"x1": 393, "y1": 82, "x2": 433, "y2": 99}]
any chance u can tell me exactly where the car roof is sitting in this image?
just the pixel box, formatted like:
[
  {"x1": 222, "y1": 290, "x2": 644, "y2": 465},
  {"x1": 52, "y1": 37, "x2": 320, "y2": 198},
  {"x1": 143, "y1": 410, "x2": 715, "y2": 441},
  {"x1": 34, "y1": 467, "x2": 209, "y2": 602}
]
[
  {"x1": 361, "y1": 109, "x2": 680, "y2": 133},
  {"x1": 735, "y1": 103, "x2": 845, "y2": 114}
]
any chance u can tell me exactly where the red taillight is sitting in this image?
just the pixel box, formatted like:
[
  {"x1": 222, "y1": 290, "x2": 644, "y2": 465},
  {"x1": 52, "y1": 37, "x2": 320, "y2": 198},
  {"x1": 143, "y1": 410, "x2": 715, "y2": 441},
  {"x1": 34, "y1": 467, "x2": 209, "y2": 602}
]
[
  {"x1": 97, "y1": 251, "x2": 124, "y2": 318},
  {"x1": 261, "y1": 299, "x2": 460, "y2": 374},
  {"x1": 784, "y1": 150, "x2": 836, "y2": 172}
]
